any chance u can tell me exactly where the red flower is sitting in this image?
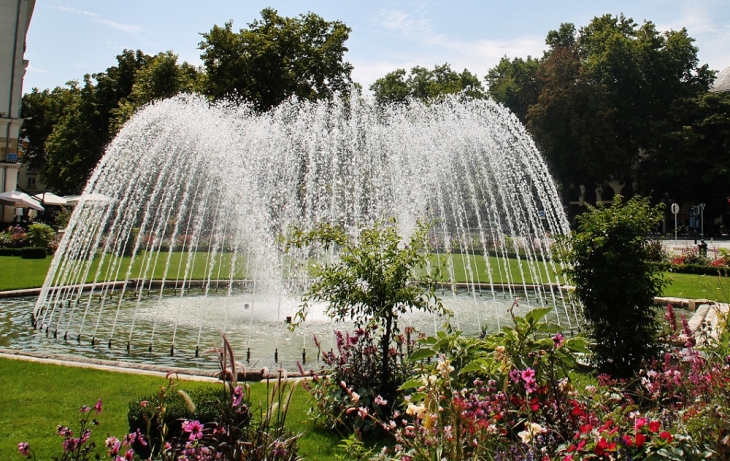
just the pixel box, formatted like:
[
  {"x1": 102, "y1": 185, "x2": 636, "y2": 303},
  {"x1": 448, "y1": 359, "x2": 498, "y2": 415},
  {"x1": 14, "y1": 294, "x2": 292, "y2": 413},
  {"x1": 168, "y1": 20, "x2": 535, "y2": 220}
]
[
  {"x1": 660, "y1": 431, "x2": 674, "y2": 443},
  {"x1": 635, "y1": 433, "x2": 646, "y2": 447},
  {"x1": 649, "y1": 421, "x2": 661, "y2": 433}
]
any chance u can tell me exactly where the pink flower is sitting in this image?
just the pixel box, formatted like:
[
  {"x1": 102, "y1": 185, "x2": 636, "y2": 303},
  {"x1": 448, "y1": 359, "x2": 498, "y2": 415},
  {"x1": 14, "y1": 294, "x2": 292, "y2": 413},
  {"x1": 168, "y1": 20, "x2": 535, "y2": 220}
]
[
  {"x1": 232, "y1": 385, "x2": 244, "y2": 406},
  {"x1": 140, "y1": 401, "x2": 149, "y2": 408},
  {"x1": 106, "y1": 437, "x2": 121, "y2": 456},
  {"x1": 521, "y1": 367, "x2": 535, "y2": 382},
  {"x1": 552, "y1": 333, "x2": 564, "y2": 348},
  {"x1": 183, "y1": 420, "x2": 204, "y2": 440},
  {"x1": 79, "y1": 405, "x2": 91, "y2": 413},
  {"x1": 18, "y1": 442, "x2": 30, "y2": 456},
  {"x1": 124, "y1": 449, "x2": 134, "y2": 461},
  {"x1": 94, "y1": 399, "x2": 103, "y2": 414}
]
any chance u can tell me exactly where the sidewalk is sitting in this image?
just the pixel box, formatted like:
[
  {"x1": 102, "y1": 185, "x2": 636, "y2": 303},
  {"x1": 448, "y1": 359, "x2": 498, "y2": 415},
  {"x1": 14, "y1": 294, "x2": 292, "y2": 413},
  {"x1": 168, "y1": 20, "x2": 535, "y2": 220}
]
[{"x1": 660, "y1": 238, "x2": 730, "y2": 257}]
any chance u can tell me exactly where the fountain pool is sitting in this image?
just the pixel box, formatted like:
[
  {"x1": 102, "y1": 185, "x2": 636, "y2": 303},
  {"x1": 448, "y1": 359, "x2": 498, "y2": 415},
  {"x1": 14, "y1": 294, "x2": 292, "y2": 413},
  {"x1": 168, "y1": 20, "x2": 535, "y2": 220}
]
[{"x1": 26, "y1": 93, "x2": 579, "y2": 369}]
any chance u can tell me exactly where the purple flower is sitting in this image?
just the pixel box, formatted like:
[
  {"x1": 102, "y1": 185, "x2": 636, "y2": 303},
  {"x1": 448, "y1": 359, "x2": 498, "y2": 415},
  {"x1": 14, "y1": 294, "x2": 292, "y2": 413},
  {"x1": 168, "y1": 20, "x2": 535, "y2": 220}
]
[
  {"x1": 553, "y1": 332, "x2": 564, "y2": 348},
  {"x1": 124, "y1": 449, "x2": 134, "y2": 461},
  {"x1": 94, "y1": 398, "x2": 103, "y2": 414},
  {"x1": 509, "y1": 369, "x2": 522, "y2": 384},
  {"x1": 18, "y1": 442, "x2": 30, "y2": 456}
]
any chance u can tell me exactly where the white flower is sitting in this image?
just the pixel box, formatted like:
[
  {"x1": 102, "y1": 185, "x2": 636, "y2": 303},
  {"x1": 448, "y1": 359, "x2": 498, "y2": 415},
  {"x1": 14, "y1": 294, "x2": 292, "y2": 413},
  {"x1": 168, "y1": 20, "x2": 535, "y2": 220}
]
[
  {"x1": 406, "y1": 403, "x2": 427, "y2": 418},
  {"x1": 518, "y1": 422, "x2": 544, "y2": 444},
  {"x1": 350, "y1": 391, "x2": 360, "y2": 403}
]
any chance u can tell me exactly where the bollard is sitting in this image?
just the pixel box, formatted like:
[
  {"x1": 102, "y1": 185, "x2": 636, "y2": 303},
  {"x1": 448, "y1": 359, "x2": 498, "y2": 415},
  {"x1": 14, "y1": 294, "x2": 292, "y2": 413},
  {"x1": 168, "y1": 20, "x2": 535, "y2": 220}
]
[{"x1": 274, "y1": 348, "x2": 279, "y2": 363}]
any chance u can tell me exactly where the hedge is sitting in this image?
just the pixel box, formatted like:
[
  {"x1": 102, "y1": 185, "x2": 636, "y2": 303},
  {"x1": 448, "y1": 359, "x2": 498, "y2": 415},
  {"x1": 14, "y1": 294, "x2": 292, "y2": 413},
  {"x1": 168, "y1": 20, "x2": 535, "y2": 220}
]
[
  {"x1": 0, "y1": 248, "x2": 21, "y2": 256},
  {"x1": 20, "y1": 247, "x2": 47, "y2": 259}
]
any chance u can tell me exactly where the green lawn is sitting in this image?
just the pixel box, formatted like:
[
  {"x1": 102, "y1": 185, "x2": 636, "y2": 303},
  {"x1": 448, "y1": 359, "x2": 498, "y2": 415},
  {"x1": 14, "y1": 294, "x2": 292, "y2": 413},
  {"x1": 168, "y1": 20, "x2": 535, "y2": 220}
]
[
  {"x1": 2, "y1": 253, "x2": 728, "y2": 301},
  {"x1": 0, "y1": 357, "x2": 340, "y2": 461}
]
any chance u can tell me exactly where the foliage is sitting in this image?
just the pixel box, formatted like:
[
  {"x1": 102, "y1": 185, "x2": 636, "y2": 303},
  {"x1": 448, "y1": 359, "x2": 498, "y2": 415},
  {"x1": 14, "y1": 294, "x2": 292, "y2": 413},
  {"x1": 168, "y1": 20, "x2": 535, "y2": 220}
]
[
  {"x1": 639, "y1": 91, "x2": 730, "y2": 231},
  {"x1": 54, "y1": 206, "x2": 73, "y2": 230},
  {"x1": 24, "y1": 223, "x2": 56, "y2": 249},
  {"x1": 302, "y1": 327, "x2": 417, "y2": 434},
  {"x1": 20, "y1": 247, "x2": 48, "y2": 259},
  {"x1": 199, "y1": 8, "x2": 353, "y2": 111},
  {"x1": 486, "y1": 14, "x2": 713, "y2": 202},
  {"x1": 370, "y1": 63, "x2": 485, "y2": 105},
  {"x1": 287, "y1": 220, "x2": 445, "y2": 405},
  {"x1": 21, "y1": 49, "x2": 198, "y2": 194},
  {"x1": 558, "y1": 195, "x2": 666, "y2": 378}
]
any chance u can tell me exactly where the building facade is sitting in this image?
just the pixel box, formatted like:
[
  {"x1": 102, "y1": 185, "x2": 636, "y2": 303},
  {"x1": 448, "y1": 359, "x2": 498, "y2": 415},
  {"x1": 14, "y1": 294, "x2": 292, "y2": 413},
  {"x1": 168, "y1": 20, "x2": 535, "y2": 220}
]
[{"x1": 0, "y1": 0, "x2": 35, "y2": 222}]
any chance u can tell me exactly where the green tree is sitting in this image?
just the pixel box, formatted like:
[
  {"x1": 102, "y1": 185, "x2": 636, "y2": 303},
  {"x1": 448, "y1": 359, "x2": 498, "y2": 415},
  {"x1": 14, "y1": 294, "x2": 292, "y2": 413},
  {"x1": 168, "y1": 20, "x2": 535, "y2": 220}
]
[
  {"x1": 42, "y1": 75, "x2": 108, "y2": 195},
  {"x1": 20, "y1": 84, "x2": 81, "y2": 177},
  {"x1": 638, "y1": 91, "x2": 730, "y2": 232},
  {"x1": 559, "y1": 195, "x2": 666, "y2": 378},
  {"x1": 110, "y1": 51, "x2": 201, "y2": 133},
  {"x1": 485, "y1": 56, "x2": 540, "y2": 122},
  {"x1": 288, "y1": 220, "x2": 444, "y2": 400},
  {"x1": 485, "y1": 15, "x2": 712, "y2": 204},
  {"x1": 371, "y1": 63, "x2": 485, "y2": 105},
  {"x1": 199, "y1": 8, "x2": 353, "y2": 111}
]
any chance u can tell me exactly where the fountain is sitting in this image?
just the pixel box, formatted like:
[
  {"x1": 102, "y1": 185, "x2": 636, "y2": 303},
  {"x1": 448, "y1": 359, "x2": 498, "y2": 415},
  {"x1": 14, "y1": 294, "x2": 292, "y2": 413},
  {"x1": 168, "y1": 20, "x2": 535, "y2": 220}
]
[{"x1": 27, "y1": 93, "x2": 579, "y2": 369}]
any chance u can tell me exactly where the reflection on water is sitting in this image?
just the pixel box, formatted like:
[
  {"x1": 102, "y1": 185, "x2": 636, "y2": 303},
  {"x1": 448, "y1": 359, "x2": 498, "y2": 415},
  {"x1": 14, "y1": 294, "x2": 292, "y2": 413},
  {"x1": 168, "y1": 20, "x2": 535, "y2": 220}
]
[{"x1": 2, "y1": 290, "x2": 552, "y2": 371}]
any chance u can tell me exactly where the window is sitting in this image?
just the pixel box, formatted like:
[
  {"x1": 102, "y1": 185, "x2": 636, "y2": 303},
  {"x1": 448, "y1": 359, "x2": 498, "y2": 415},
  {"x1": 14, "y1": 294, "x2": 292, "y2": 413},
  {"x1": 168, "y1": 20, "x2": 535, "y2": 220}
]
[{"x1": 27, "y1": 177, "x2": 36, "y2": 189}]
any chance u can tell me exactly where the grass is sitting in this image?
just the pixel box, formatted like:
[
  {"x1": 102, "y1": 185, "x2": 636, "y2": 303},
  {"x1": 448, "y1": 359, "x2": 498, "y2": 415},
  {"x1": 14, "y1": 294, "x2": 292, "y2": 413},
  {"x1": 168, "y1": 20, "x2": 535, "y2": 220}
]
[
  {"x1": 3, "y1": 253, "x2": 729, "y2": 301},
  {"x1": 0, "y1": 357, "x2": 341, "y2": 461}
]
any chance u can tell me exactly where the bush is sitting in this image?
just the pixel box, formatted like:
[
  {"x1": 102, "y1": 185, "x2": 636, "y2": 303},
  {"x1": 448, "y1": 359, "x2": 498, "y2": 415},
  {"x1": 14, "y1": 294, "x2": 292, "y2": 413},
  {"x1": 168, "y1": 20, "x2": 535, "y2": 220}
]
[
  {"x1": 20, "y1": 247, "x2": 48, "y2": 259},
  {"x1": 0, "y1": 247, "x2": 21, "y2": 256},
  {"x1": 558, "y1": 195, "x2": 666, "y2": 378},
  {"x1": 25, "y1": 223, "x2": 56, "y2": 249},
  {"x1": 304, "y1": 326, "x2": 417, "y2": 433},
  {"x1": 128, "y1": 386, "x2": 228, "y2": 457}
]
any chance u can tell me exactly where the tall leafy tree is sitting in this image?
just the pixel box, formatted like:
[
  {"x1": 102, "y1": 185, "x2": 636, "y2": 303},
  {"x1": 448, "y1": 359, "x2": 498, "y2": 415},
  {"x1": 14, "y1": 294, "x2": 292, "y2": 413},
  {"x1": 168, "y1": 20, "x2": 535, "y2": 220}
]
[
  {"x1": 639, "y1": 91, "x2": 730, "y2": 231},
  {"x1": 20, "y1": 84, "x2": 81, "y2": 176},
  {"x1": 485, "y1": 15, "x2": 712, "y2": 205},
  {"x1": 42, "y1": 75, "x2": 108, "y2": 195},
  {"x1": 371, "y1": 63, "x2": 485, "y2": 105},
  {"x1": 199, "y1": 8, "x2": 353, "y2": 111},
  {"x1": 485, "y1": 56, "x2": 540, "y2": 122},
  {"x1": 110, "y1": 51, "x2": 201, "y2": 133}
]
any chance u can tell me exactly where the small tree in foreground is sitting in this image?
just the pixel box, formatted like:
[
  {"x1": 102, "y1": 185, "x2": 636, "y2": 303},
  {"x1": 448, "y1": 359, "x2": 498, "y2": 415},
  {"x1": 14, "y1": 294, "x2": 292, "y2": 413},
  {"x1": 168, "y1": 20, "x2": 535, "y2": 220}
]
[
  {"x1": 287, "y1": 220, "x2": 445, "y2": 406},
  {"x1": 559, "y1": 195, "x2": 666, "y2": 378}
]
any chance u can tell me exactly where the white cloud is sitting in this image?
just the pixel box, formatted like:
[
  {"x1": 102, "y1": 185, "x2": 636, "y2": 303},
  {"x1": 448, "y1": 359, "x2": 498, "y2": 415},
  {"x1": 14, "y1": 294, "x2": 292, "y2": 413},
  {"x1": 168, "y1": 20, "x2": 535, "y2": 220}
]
[
  {"x1": 372, "y1": 9, "x2": 432, "y2": 35},
  {"x1": 25, "y1": 64, "x2": 50, "y2": 75},
  {"x1": 50, "y1": 5, "x2": 147, "y2": 36}
]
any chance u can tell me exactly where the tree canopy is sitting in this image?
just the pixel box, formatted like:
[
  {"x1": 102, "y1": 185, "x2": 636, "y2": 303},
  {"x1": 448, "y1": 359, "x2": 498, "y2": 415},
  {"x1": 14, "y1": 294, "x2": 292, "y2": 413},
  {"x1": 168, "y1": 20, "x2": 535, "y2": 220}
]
[
  {"x1": 370, "y1": 63, "x2": 485, "y2": 105},
  {"x1": 198, "y1": 8, "x2": 353, "y2": 111},
  {"x1": 487, "y1": 14, "x2": 714, "y2": 205},
  {"x1": 21, "y1": 50, "x2": 200, "y2": 194}
]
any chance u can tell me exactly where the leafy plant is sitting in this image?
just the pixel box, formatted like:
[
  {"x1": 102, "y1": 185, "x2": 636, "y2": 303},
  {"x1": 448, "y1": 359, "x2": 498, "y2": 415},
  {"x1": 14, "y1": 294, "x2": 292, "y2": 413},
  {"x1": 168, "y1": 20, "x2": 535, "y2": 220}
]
[
  {"x1": 25, "y1": 223, "x2": 56, "y2": 249},
  {"x1": 557, "y1": 195, "x2": 667, "y2": 378},
  {"x1": 287, "y1": 219, "x2": 446, "y2": 409}
]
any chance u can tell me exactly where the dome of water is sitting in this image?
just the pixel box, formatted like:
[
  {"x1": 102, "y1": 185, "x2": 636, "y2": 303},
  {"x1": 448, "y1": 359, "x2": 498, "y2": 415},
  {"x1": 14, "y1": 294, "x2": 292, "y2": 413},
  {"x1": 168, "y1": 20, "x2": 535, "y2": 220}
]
[{"x1": 32, "y1": 94, "x2": 579, "y2": 365}]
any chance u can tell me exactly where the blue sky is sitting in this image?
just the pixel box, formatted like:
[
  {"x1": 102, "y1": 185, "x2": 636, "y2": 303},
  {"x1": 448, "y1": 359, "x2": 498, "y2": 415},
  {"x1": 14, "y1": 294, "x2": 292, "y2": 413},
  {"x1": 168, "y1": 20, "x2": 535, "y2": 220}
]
[{"x1": 23, "y1": 0, "x2": 730, "y2": 94}]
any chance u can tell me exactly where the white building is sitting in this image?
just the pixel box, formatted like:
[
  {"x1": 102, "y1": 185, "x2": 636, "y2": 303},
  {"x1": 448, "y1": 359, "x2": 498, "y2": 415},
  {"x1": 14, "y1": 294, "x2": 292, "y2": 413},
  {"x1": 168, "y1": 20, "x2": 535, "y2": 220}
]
[{"x1": 0, "y1": 0, "x2": 35, "y2": 223}]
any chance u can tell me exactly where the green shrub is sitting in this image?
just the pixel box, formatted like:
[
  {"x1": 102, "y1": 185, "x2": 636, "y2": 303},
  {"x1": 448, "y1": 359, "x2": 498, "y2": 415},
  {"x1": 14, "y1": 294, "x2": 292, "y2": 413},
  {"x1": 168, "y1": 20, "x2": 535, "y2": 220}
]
[
  {"x1": 25, "y1": 223, "x2": 56, "y2": 249},
  {"x1": 20, "y1": 247, "x2": 48, "y2": 259},
  {"x1": 127, "y1": 386, "x2": 228, "y2": 457},
  {"x1": 0, "y1": 247, "x2": 21, "y2": 256},
  {"x1": 558, "y1": 195, "x2": 666, "y2": 378}
]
